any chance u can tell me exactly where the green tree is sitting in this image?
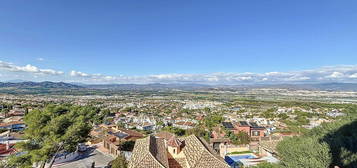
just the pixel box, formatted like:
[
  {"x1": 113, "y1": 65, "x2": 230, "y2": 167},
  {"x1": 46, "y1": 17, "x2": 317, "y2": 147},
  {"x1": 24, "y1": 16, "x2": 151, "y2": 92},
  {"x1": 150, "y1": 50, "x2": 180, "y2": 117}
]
[
  {"x1": 277, "y1": 113, "x2": 289, "y2": 120},
  {"x1": 203, "y1": 114, "x2": 223, "y2": 129},
  {"x1": 111, "y1": 155, "x2": 128, "y2": 168},
  {"x1": 236, "y1": 131, "x2": 250, "y2": 145},
  {"x1": 275, "y1": 105, "x2": 357, "y2": 168},
  {"x1": 8, "y1": 105, "x2": 99, "y2": 167},
  {"x1": 6, "y1": 154, "x2": 33, "y2": 168},
  {"x1": 186, "y1": 127, "x2": 211, "y2": 142},
  {"x1": 1, "y1": 108, "x2": 9, "y2": 118},
  {"x1": 225, "y1": 130, "x2": 250, "y2": 145},
  {"x1": 277, "y1": 136, "x2": 331, "y2": 168},
  {"x1": 162, "y1": 126, "x2": 186, "y2": 136},
  {"x1": 253, "y1": 162, "x2": 280, "y2": 168},
  {"x1": 119, "y1": 141, "x2": 135, "y2": 151}
]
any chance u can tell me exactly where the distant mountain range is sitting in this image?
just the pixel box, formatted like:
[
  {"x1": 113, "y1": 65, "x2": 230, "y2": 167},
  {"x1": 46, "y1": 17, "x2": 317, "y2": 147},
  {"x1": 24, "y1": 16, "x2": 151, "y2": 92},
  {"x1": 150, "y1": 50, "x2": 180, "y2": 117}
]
[
  {"x1": 0, "y1": 81, "x2": 82, "y2": 89},
  {"x1": 84, "y1": 83, "x2": 210, "y2": 90},
  {"x1": 242, "y1": 83, "x2": 357, "y2": 92},
  {"x1": 0, "y1": 81, "x2": 357, "y2": 92}
]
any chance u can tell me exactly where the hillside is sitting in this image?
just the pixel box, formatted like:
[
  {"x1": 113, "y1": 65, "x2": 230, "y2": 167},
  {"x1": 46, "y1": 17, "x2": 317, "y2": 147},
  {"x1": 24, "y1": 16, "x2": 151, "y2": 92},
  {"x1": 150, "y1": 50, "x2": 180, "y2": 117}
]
[
  {"x1": 0, "y1": 81, "x2": 83, "y2": 94},
  {"x1": 0, "y1": 81, "x2": 82, "y2": 89},
  {"x1": 0, "y1": 81, "x2": 357, "y2": 95}
]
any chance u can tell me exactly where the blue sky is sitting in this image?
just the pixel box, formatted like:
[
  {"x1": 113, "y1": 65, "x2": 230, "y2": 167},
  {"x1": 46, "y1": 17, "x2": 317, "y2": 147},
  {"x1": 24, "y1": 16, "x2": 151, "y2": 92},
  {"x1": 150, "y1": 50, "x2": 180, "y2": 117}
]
[{"x1": 1, "y1": 0, "x2": 357, "y2": 84}]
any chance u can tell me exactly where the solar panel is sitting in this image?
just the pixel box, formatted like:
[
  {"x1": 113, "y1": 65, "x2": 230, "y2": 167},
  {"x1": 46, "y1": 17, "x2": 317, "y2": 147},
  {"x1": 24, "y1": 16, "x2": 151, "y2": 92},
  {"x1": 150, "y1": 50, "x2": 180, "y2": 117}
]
[
  {"x1": 222, "y1": 122, "x2": 234, "y2": 129},
  {"x1": 249, "y1": 122, "x2": 258, "y2": 127},
  {"x1": 239, "y1": 121, "x2": 249, "y2": 126}
]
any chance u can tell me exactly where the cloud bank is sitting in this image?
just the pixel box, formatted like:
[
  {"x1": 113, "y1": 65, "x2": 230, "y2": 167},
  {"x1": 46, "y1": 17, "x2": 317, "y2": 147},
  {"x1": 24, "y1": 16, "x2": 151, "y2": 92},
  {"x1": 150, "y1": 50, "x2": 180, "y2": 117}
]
[
  {"x1": 68, "y1": 65, "x2": 357, "y2": 84},
  {"x1": 1, "y1": 60, "x2": 357, "y2": 84},
  {"x1": 0, "y1": 61, "x2": 63, "y2": 75}
]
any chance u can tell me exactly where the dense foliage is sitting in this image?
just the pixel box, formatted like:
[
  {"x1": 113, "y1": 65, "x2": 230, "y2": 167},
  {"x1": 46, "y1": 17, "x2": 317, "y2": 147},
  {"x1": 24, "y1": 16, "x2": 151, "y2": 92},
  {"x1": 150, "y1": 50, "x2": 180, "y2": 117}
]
[
  {"x1": 252, "y1": 162, "x2": 280, "y2": 168},
  {"x1": 225, "y1": 130, "x2": 250, "y2": 145},
  {"x1": 110, "y1": 155, "x2": 128, "y2": 168},
  {"x1": 118, "y1": 141, "x2": 135, "y2": 151},
  {"x1": 203, "y1": 114, "x2": 224, "y2": 129},
  {"x1": 186, "y1": 126, "x2": 211, "y2": 142},
  {"x1": 162, "y1": 126, "x2": 186, "y2": 136},
  {"x1": 276, "y1": 105, "x2": 357, "y2": 168},
  {"x1": 162, "y1": 126, "x2": 211, "y2": 142},
  {"x1": 7, "y1": 105, "x2": 103, "y2": 168},
  {"x1": 277, "y1": 136, "x2": 331, "y2": 167}
]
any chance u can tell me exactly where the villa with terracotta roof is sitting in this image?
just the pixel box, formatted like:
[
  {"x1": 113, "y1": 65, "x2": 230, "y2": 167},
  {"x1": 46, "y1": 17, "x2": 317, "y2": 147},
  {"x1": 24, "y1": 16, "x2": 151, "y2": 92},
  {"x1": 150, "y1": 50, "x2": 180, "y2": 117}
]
[
  {"x1": 234, "y1": 121, "x2": 266, "y2": 139},
  {"x1": 102, "y1": 128, "x2": 144, "y2": 157},
  {"x1": 128, "y1": 135, "x2": 230, "y2": 168}
]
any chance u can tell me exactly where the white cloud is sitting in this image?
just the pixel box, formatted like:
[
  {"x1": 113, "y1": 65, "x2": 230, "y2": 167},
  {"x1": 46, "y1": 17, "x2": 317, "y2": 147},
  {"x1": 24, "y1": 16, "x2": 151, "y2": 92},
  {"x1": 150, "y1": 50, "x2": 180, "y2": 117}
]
[
  {"x1": 265, "y1": 72, "x2": 281, "y2": 76},
  {"x1": 2, "y1": 59, "x2": 357, "y2": 84},
  {"x1": 349, "y1": 73, "x2": 357, "y2": 78},
  {"x1": 37, "y1": 58, "x2": 44, "y2": 61},
  {"x1": 115, "y1": 65, "x2": 357, "y2": 84},
  {"x1": 69, "y1": 70, "x2": 121, "y2": 83},
  {"x1": 70, "y1": 70, "x2": 90, "y2": 77},
  {"x1": 326, "y1": 72, "x2": 344, "y2": 78},
  {"x1": 285, "y1": 76, "x2": 311, "y2": 81},
  {"x1": 0, "y1": 61, "x2": 63, "y2": 75},
  {"x1": 68, "y1": 65, "x2": 357, "y2": 84}
]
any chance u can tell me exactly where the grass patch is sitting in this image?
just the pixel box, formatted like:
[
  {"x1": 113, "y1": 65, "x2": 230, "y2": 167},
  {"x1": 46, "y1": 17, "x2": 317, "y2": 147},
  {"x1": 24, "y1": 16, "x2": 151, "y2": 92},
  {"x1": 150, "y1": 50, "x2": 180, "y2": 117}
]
[{"x1": 226, "y1": 151, "x2": 252, "y2": 155}]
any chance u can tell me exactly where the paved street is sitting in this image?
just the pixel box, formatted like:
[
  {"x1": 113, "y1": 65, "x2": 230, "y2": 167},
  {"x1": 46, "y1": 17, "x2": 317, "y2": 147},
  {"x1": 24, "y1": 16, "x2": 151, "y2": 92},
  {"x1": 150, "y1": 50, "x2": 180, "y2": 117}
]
[{"x1": 54, "y1": 147, "x2": 114, "y2": 168}]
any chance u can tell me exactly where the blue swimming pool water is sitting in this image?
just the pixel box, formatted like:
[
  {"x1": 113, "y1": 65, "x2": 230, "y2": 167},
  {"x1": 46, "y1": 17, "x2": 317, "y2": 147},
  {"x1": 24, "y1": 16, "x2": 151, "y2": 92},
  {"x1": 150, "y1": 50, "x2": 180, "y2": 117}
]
[
  {"x1": 229, "y1": 154, "x2": 256, "y2": 160},
  {"x1": 225, "y1": 154, "x2": 257, "y2": 166}
]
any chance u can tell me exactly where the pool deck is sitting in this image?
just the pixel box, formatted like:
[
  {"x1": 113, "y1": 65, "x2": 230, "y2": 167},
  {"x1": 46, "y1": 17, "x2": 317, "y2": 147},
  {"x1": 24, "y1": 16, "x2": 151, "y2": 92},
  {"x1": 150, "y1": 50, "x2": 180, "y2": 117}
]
[{"x1": 226, "y1": 153, "x2": 279, "y2": 167}]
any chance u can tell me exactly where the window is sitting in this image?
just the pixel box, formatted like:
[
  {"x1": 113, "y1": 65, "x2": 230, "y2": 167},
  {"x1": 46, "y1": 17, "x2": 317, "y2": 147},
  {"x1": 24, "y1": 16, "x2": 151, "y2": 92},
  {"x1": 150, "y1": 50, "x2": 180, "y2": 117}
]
[
  {"x1": 173, "y1": 149, "x2": 176, "y2": 154},
  {"x1": 252, "y1": 131, "x2": 260, "y2": 136}
]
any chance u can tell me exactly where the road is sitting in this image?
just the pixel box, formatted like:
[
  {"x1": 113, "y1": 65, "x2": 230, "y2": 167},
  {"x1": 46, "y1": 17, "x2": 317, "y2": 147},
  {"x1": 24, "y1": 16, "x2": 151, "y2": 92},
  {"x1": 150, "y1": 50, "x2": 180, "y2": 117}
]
[{"x1": 54, "y1": 147, "x2": 114, "y2": 168}]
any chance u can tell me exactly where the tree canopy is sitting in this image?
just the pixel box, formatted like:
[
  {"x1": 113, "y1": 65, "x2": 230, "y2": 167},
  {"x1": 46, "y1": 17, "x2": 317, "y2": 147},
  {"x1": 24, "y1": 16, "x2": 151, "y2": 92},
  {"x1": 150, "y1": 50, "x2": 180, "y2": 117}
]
[
  {"x1": 110, "y1": 155, "x2": 128, "y2": 168},
  {"x1": 7, "y1": 104, "x2": 102, "y2": 168},
  {"x1": 276, "y1": 105, "x2": 357, "y2": 168}
]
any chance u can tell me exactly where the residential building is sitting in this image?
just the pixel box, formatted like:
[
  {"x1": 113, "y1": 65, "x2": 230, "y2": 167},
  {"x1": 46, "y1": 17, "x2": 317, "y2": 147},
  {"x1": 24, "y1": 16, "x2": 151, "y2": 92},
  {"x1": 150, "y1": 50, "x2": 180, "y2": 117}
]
[
  {"x1": 136, "y1": 122, "x2": 156, "y2": 131},
  {"x1": 234, "y1": 121, "x2": 266, "y2": 139},
  {"x1": 172, "y1": 121, "x2": 195, "y2": 130},
  {"x1": 103, "y1": 129, "x2": 143, "y2": 157},
  {"x1": 129, "y1": 135, "x2": 230, "y2": 168},
  {"x1": 0, "y1": 121, "x2": 26, "y2": 131},
  {"x1": 235, "y1": 121, "x2": 251, "y2": 135}
]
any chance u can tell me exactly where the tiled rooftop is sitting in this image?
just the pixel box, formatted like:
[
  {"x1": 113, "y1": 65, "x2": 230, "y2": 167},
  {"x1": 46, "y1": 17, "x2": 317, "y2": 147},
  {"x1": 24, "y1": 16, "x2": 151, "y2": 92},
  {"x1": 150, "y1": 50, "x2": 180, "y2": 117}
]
[{"x1": 129, "y1": 135, "x2": 230, "y2": 168}]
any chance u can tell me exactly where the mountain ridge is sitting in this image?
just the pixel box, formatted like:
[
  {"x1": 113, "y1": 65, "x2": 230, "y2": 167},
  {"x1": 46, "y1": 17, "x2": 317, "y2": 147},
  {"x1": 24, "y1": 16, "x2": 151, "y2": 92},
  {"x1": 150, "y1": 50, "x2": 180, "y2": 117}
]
[
  {"x1": 0, "y1": 81, "x2": 82, "y2": 89},
  {"x1": 1, "y1": 81, "x2": 357, "y2": 92}
]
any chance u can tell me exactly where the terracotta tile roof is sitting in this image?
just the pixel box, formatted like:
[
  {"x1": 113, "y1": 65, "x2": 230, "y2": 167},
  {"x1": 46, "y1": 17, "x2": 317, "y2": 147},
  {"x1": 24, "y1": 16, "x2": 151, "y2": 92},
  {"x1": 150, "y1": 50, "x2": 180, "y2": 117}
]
[
  {"x1": 167, "y1": 136, "x2": 182, "y2": 147},
  {"x1": 155, "y1": 131, "x2": 175, "y2": 141},
  {"x1": 129, "y1": 135, "x2": 230, "y2": 168},
  {"x1": 180, "y1": 135, "x2": 230, "y2": 168},
  {"x1": 0, "y1": 121, "x2": 25, "y2": 127},
  {"x1": 168, "y1": 158, "x2": 187, "y2": 168},
  {"x1": 174, "y1": 121, "x2": 195, "y2": 126},
  {"x1": 118, "y1": 129, "x2": 144, "y2": 138},
  {"x1": 129, "y1": 136, "x2": 169, "y2": 168}
]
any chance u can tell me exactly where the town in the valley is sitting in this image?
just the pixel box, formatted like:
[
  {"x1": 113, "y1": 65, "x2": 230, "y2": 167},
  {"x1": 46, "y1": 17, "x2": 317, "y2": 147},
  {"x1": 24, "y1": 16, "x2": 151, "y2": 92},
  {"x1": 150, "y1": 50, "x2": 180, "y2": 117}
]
[{"x1": 0, "y1": 86, "x2": 353, "y2": 168}]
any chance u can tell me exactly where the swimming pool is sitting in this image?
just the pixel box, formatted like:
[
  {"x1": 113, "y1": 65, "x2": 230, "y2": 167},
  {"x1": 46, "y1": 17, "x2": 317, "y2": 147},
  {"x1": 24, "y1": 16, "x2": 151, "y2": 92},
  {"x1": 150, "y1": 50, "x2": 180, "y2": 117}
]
[
  {"x1": 225, "y1": 154, "x2": 257, "y2": 167},
  {"x1": 229, "y1": 154, "x2": 256, "y2": 160}
]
